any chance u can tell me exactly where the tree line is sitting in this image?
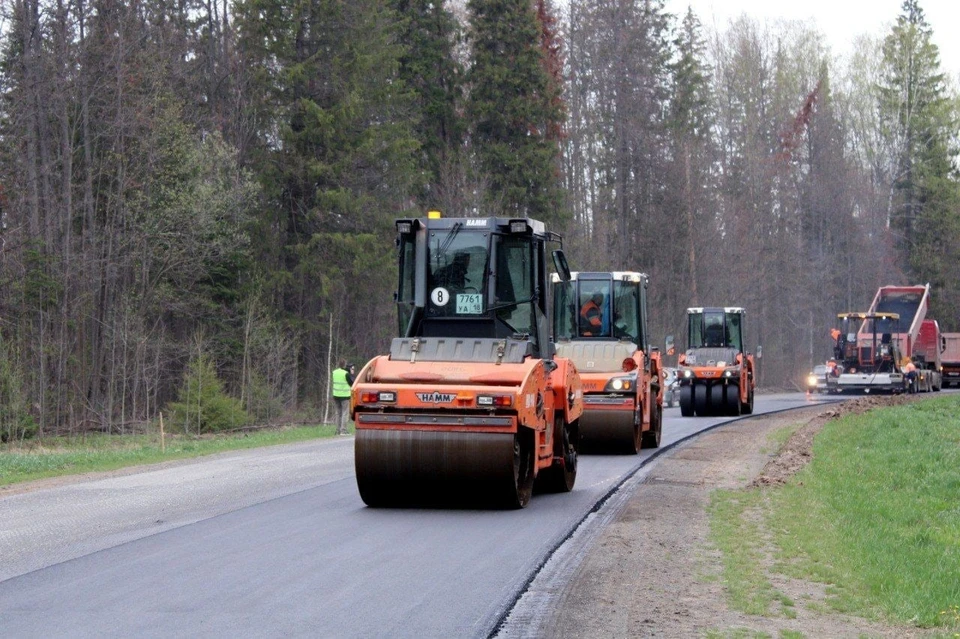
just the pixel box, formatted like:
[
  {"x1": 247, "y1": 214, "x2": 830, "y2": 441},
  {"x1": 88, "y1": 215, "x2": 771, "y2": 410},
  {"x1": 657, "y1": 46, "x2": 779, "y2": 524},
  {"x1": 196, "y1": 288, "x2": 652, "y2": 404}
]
[{"x1": 1, "y1": 0, "x2": 957, "y2": 439}]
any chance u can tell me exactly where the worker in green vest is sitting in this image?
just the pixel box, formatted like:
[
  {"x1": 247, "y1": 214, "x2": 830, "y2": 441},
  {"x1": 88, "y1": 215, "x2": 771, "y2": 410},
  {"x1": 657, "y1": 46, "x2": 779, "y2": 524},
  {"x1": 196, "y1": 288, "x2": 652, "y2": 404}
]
[{"x1": 332, "y1": 359, "x2": 355, "y2": 435}]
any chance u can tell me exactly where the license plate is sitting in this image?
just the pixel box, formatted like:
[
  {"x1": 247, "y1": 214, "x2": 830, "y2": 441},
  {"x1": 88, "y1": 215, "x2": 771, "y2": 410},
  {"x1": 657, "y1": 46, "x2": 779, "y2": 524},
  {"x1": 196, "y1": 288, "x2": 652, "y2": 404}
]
[{"x1": 456, "y1": 294, "x2": 483, "y2": 314}]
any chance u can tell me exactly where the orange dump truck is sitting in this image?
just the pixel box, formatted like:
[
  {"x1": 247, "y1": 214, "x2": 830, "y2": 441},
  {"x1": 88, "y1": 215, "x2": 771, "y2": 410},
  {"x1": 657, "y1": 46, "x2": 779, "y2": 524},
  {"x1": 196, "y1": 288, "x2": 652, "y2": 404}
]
[
  {"x1": 352, "y1": 214, "x2": 583, "y2": 508},
  {"x1": 550, "y1": 272, "x2": 663, "y2": 452}
]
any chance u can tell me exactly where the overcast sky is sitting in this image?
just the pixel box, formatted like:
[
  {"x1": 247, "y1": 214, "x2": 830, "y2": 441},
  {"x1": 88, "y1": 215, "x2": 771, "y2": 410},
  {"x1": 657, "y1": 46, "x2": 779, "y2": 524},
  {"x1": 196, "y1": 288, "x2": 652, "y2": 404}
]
[{"x1": 661, "y1": 0, "x2": 960, "y2": 80}]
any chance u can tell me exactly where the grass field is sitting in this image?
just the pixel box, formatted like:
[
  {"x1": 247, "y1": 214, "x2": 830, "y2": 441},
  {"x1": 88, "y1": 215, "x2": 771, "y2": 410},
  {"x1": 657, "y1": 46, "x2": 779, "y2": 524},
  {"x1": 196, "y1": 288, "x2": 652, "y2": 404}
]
[
  {"x1": 0, "y1": 423, "x2": 342, "y2": 487},
  {"x1": 710, "y1": 395, "x2": 960, "y2": 632}
]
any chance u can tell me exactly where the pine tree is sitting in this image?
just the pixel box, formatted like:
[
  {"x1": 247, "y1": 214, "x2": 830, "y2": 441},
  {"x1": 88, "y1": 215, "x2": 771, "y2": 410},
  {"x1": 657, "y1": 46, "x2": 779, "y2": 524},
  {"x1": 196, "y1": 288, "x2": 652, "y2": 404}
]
[
  {"x1": 878, "y1": 0, "x2": 955, "y2": 255},
  {"x1": 667, "y1": 7, "x2": 715, "y2": 307},
  {"x1": 167, "y1": 354, "x2": 249, "y2": 434},
  {"x1": 466, "y1": 0, "x2": 566, "y2": 225},
  {"x1": 234, "y1": 0, "x2": 421, "y2": 404},
  {"x1": 390, "y1": 0, "x2": 464, "y2": 207}
]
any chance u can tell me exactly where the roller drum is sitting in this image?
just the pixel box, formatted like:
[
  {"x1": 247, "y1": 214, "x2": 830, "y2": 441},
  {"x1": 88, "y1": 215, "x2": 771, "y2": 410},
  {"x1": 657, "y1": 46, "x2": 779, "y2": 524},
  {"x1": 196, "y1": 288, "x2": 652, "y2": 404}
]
[
  {"x1": 355, "y1": 429, "x2": 524, "y2": 507},
  {"x1": 579, "y1": 409, "x2": 639, "y2": 454}
]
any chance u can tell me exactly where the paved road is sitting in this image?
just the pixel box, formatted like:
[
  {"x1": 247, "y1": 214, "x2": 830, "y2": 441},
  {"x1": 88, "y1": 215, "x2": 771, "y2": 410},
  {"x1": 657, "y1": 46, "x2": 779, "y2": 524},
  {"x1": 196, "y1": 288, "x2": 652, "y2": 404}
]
[{"x1": 0, "y1": 392, "x2": 848, "y2": 638}]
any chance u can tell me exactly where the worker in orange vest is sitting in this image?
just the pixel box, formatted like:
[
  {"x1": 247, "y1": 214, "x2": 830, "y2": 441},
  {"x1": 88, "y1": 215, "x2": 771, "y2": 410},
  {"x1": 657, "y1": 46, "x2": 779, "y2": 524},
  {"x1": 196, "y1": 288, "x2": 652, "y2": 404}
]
[{"x1": 579, "y1": 292, "x2": 604, "y2": 336}]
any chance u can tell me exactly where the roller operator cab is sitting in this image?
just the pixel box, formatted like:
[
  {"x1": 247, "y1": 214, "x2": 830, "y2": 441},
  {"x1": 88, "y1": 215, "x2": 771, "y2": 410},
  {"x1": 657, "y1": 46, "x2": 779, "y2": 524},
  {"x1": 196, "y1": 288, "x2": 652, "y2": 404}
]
[
  {"x1": 550, "y1": 272, "x2": 663, "y2": 453},
  {"x1": 352, "y1": 213, "x2": 583, "y2": 509},
  {"x1": 676, "y1": 307, "x2": 755, "y2": 417}
]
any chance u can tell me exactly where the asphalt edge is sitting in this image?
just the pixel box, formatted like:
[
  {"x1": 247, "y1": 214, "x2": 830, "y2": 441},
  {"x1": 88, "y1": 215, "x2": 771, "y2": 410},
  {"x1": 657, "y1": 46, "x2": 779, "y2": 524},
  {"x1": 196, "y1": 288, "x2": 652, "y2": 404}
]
[{"x1": 488, "y1": 403, "x2": 837, "y2": 638}]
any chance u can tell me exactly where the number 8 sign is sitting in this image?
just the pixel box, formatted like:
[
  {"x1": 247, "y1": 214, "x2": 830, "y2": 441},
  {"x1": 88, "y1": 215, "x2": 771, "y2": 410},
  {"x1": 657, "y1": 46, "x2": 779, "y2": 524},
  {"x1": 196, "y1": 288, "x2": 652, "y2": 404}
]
[{"x1": 431, "y1": 287, "x2": 450, "y2": 306}]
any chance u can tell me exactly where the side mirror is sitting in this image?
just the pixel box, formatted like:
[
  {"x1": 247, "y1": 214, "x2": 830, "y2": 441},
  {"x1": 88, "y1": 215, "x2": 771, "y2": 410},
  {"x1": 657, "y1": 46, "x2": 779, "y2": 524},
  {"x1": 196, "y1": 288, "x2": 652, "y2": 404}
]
[
  {"x1": 665, "y1": 335, "x2": 675, "y2": 355},
  {"x1": 756, "y1": 345, "x2": 763, "y2": 359},
  {"x1": 551, "y1": 249, "x2": 571, "y2": 282}
]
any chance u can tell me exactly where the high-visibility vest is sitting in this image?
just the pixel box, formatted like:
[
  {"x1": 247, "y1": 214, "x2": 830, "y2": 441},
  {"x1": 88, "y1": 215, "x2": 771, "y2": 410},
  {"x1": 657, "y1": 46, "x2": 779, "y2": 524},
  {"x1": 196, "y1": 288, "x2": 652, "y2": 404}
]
[
  {"x1": 332, "y1": 368, "x2": 352, "y2": 398},
  {"x1": 580, "y1": 300, "x2": 602, "y2": 335}
]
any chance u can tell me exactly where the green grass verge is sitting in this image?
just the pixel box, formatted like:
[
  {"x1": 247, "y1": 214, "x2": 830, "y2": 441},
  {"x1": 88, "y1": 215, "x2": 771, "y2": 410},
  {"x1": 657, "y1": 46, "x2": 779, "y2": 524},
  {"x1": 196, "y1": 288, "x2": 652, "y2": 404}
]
[
  {"x1": 709, "y1": 488, "x2": 796, "y2": 618},
  {"x1": 707, "y1": 423, "x2": 805, "y2": 619},
  {"x1": 710, "y1": 395, "x2": 960, "y2": 632},
  {"x1": 0, "y1": 423, "x2": 343, "y2": 487}
]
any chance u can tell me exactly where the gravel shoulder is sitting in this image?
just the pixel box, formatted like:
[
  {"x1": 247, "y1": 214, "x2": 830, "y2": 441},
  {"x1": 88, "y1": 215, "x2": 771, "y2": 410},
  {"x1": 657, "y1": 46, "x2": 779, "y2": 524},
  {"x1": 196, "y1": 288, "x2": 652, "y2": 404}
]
[{"x1": 546, "y1": 397, "x2": 936, "y2": 638}]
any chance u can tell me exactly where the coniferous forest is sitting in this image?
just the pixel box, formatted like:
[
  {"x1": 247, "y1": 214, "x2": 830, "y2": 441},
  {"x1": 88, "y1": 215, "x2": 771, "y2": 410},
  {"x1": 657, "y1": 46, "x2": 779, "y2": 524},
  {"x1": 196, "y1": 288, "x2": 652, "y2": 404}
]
[{"x1": 1, "y1": 0, "x2": 958, "y2": 438}]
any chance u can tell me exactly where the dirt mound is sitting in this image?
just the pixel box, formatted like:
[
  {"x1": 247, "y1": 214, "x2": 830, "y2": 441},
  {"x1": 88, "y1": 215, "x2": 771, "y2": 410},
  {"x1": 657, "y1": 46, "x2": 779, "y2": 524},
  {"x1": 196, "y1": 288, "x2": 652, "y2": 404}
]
[{"x1": 751, "y1": 394, "x2": 921, "y2": 488}]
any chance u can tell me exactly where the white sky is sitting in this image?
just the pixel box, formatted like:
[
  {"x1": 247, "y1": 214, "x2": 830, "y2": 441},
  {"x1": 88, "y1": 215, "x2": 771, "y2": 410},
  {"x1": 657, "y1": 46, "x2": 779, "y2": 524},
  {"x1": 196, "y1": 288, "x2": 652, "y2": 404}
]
[{"x1": 662, "y1": 0, "x2": 960, "y2": 80}]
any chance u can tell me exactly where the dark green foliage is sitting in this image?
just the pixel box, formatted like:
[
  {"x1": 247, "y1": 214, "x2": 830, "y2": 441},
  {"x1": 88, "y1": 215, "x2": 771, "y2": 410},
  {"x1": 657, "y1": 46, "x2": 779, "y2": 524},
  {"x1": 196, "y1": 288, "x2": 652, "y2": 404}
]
[
  {"x1": 879, "y1": 0, "x2": 959, "y2": 268},
  {"x1": 466, "y1": 0, "x2": 566, "y2": 224},
  {"x1": 669, "y1": 8, "x2": 713, "y2": 141},
  {"x1": 664, "y1": 7, "x2": 716, "y2": 308},
  {"x1": 391, "y1": 0, "x2": 465, "y2": 205},
  {"x1": 235, "y1": 0, "x2": 421, "y2": 405},
  {"x1": 236, "y1": 0, "x2": 420, "y2": 236},
  {"x1": 0, "y1": 336, "x2": 37, "y2": 443},
  {"x1": 167, "y1": 355, "x2": 249, "y2": 434}
]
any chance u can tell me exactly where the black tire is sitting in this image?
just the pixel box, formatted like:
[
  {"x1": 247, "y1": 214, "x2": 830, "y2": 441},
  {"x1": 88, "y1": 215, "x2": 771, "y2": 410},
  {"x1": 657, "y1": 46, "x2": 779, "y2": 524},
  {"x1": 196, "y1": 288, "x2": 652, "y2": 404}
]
[
  {"x1": 679, "y1": 385, "x2": 694, "y2": 416},
  {"x1": 725, "y1": 384, "x2": 741, "y2": 416},
  {"x1": 627, "y1": 406, "x2": 643, "y2": 454},
  {"x1": 535, "y1": 418, "x2": 577, "y2": 494},
  {"x1": 694, "y1": 384, "x2": 709, "y2": 416},
  {"x1": 505, "y1": 431, "x2": 536, "y2": 508},
  {"x1": 742, "y1": 385, "x2": 754, "y2": 414},
  {"x1": 710, "y1": 384, "x2": 724, "y2": 416},
  {"x1": 641, "y1": 401, "x2": 662, "y2": 449}
]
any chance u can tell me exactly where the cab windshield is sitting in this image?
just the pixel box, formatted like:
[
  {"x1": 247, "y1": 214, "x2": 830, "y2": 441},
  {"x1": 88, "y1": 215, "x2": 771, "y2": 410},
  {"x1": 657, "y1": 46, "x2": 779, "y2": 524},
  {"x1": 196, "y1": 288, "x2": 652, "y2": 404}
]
[
  {"x1": 689, "y1": 311, "x2": 743, "y2": 351},
  {"x1": 553, "y1": 279, "x2": 640, "y2": 343},
  {"x1": 426, "y1": 228, "x2": 489, "y2": 318}
]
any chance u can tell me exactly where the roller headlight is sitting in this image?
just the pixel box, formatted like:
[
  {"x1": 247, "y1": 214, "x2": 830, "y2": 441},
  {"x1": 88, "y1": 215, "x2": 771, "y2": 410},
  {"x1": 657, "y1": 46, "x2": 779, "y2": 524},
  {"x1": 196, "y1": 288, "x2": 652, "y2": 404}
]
[
  {"x1": 604, "y1": 376, "x2": 635, "y2": 392},
  {"x1": 683, "y1": 369, "x2": 693, "y2": 378}
]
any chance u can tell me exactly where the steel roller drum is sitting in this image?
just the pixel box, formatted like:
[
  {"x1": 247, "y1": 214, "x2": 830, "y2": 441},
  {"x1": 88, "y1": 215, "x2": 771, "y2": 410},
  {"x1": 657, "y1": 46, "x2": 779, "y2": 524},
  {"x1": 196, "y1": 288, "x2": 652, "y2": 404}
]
[
  {"x1": 355, "y1": 430, "x2": 521, "y2": 507},
  {"x1": 578, "y1": 409, "x2": 638, "y2": 453}
]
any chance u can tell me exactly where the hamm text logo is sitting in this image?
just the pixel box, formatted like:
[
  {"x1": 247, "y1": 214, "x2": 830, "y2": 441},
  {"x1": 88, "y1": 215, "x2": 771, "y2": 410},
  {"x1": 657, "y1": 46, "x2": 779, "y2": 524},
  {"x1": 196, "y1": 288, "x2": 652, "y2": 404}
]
[{"x1": 416, "y1": 392, "x2": 456, "y2": 403}]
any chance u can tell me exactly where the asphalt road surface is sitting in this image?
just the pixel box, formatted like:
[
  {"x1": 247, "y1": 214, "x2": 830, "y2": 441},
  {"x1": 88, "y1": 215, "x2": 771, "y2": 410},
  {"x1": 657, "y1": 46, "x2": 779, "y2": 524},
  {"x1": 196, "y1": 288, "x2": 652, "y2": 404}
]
[{"x1": 0, "y1": 392, "x2": 848, "y2": 638}]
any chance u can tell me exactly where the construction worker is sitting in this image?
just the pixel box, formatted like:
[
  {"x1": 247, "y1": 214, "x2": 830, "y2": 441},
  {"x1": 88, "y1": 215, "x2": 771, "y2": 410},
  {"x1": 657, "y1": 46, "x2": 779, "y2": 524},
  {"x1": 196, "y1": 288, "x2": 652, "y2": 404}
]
[
  {"x1": 331, "y1": 359, "x2": 354, "y2": 435},
  {"x1": 903, "y1": 359, "x2": 918, "y2": 393},
  {"x1": 580, "y1": 292, "x2": 604, "y2": 336},
  {"x1": 435, "y1": 252, "x2": 471, "y2": 289},
  {"x1": 704, "y1": 316, "x2": 724, "y2": 347}
]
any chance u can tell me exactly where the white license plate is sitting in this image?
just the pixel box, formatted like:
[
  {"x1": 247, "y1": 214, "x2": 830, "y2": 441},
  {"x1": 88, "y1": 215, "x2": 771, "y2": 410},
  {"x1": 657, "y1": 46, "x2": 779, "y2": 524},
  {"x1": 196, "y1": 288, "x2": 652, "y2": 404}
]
[{"x1": 456, "y1": 294, "x2": 483, "y2": 314}]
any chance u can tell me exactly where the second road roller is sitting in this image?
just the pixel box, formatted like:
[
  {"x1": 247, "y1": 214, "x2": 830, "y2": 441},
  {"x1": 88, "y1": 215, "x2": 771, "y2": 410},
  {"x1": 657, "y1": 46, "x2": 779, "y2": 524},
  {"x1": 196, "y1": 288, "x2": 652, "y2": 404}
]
[
  {"x1": 351, "y1": 212, "x2": 583, "y2": 508},
  {"x1": 550, "y1": 271, "x2": 664, "y2": 453}
]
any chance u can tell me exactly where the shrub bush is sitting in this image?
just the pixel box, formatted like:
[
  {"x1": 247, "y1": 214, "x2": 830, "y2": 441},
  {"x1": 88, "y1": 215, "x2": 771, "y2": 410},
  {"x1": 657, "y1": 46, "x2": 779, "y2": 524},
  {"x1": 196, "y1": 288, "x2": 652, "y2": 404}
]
[{"x1": 167, "y1": 355, "x2": 248, "y2": 434}]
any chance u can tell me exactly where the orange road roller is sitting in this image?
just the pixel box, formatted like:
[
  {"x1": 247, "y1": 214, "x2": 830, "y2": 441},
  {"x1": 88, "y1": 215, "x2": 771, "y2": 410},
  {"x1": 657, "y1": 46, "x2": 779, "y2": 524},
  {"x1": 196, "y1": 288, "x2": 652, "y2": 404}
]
[
  {"x1": 550, "y1": 271, "x2": 663, "y2": 453},
  {"x1": 352, "y1": 213, "x2": 583, "y2": 508}
]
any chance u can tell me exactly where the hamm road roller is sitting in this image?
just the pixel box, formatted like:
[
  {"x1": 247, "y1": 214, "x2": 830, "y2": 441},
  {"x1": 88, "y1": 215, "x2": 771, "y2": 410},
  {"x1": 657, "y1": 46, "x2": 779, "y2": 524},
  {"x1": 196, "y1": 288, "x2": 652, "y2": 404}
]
[
  {"x1": 352, "y1": 213, "x2": 583, "y2": 508},
  {"x1": 675, "y1": 307, "x2": 756, "y2": 416},
  {"x1": 550, "y1": 272, "x2": 663, "y2": 452}
]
